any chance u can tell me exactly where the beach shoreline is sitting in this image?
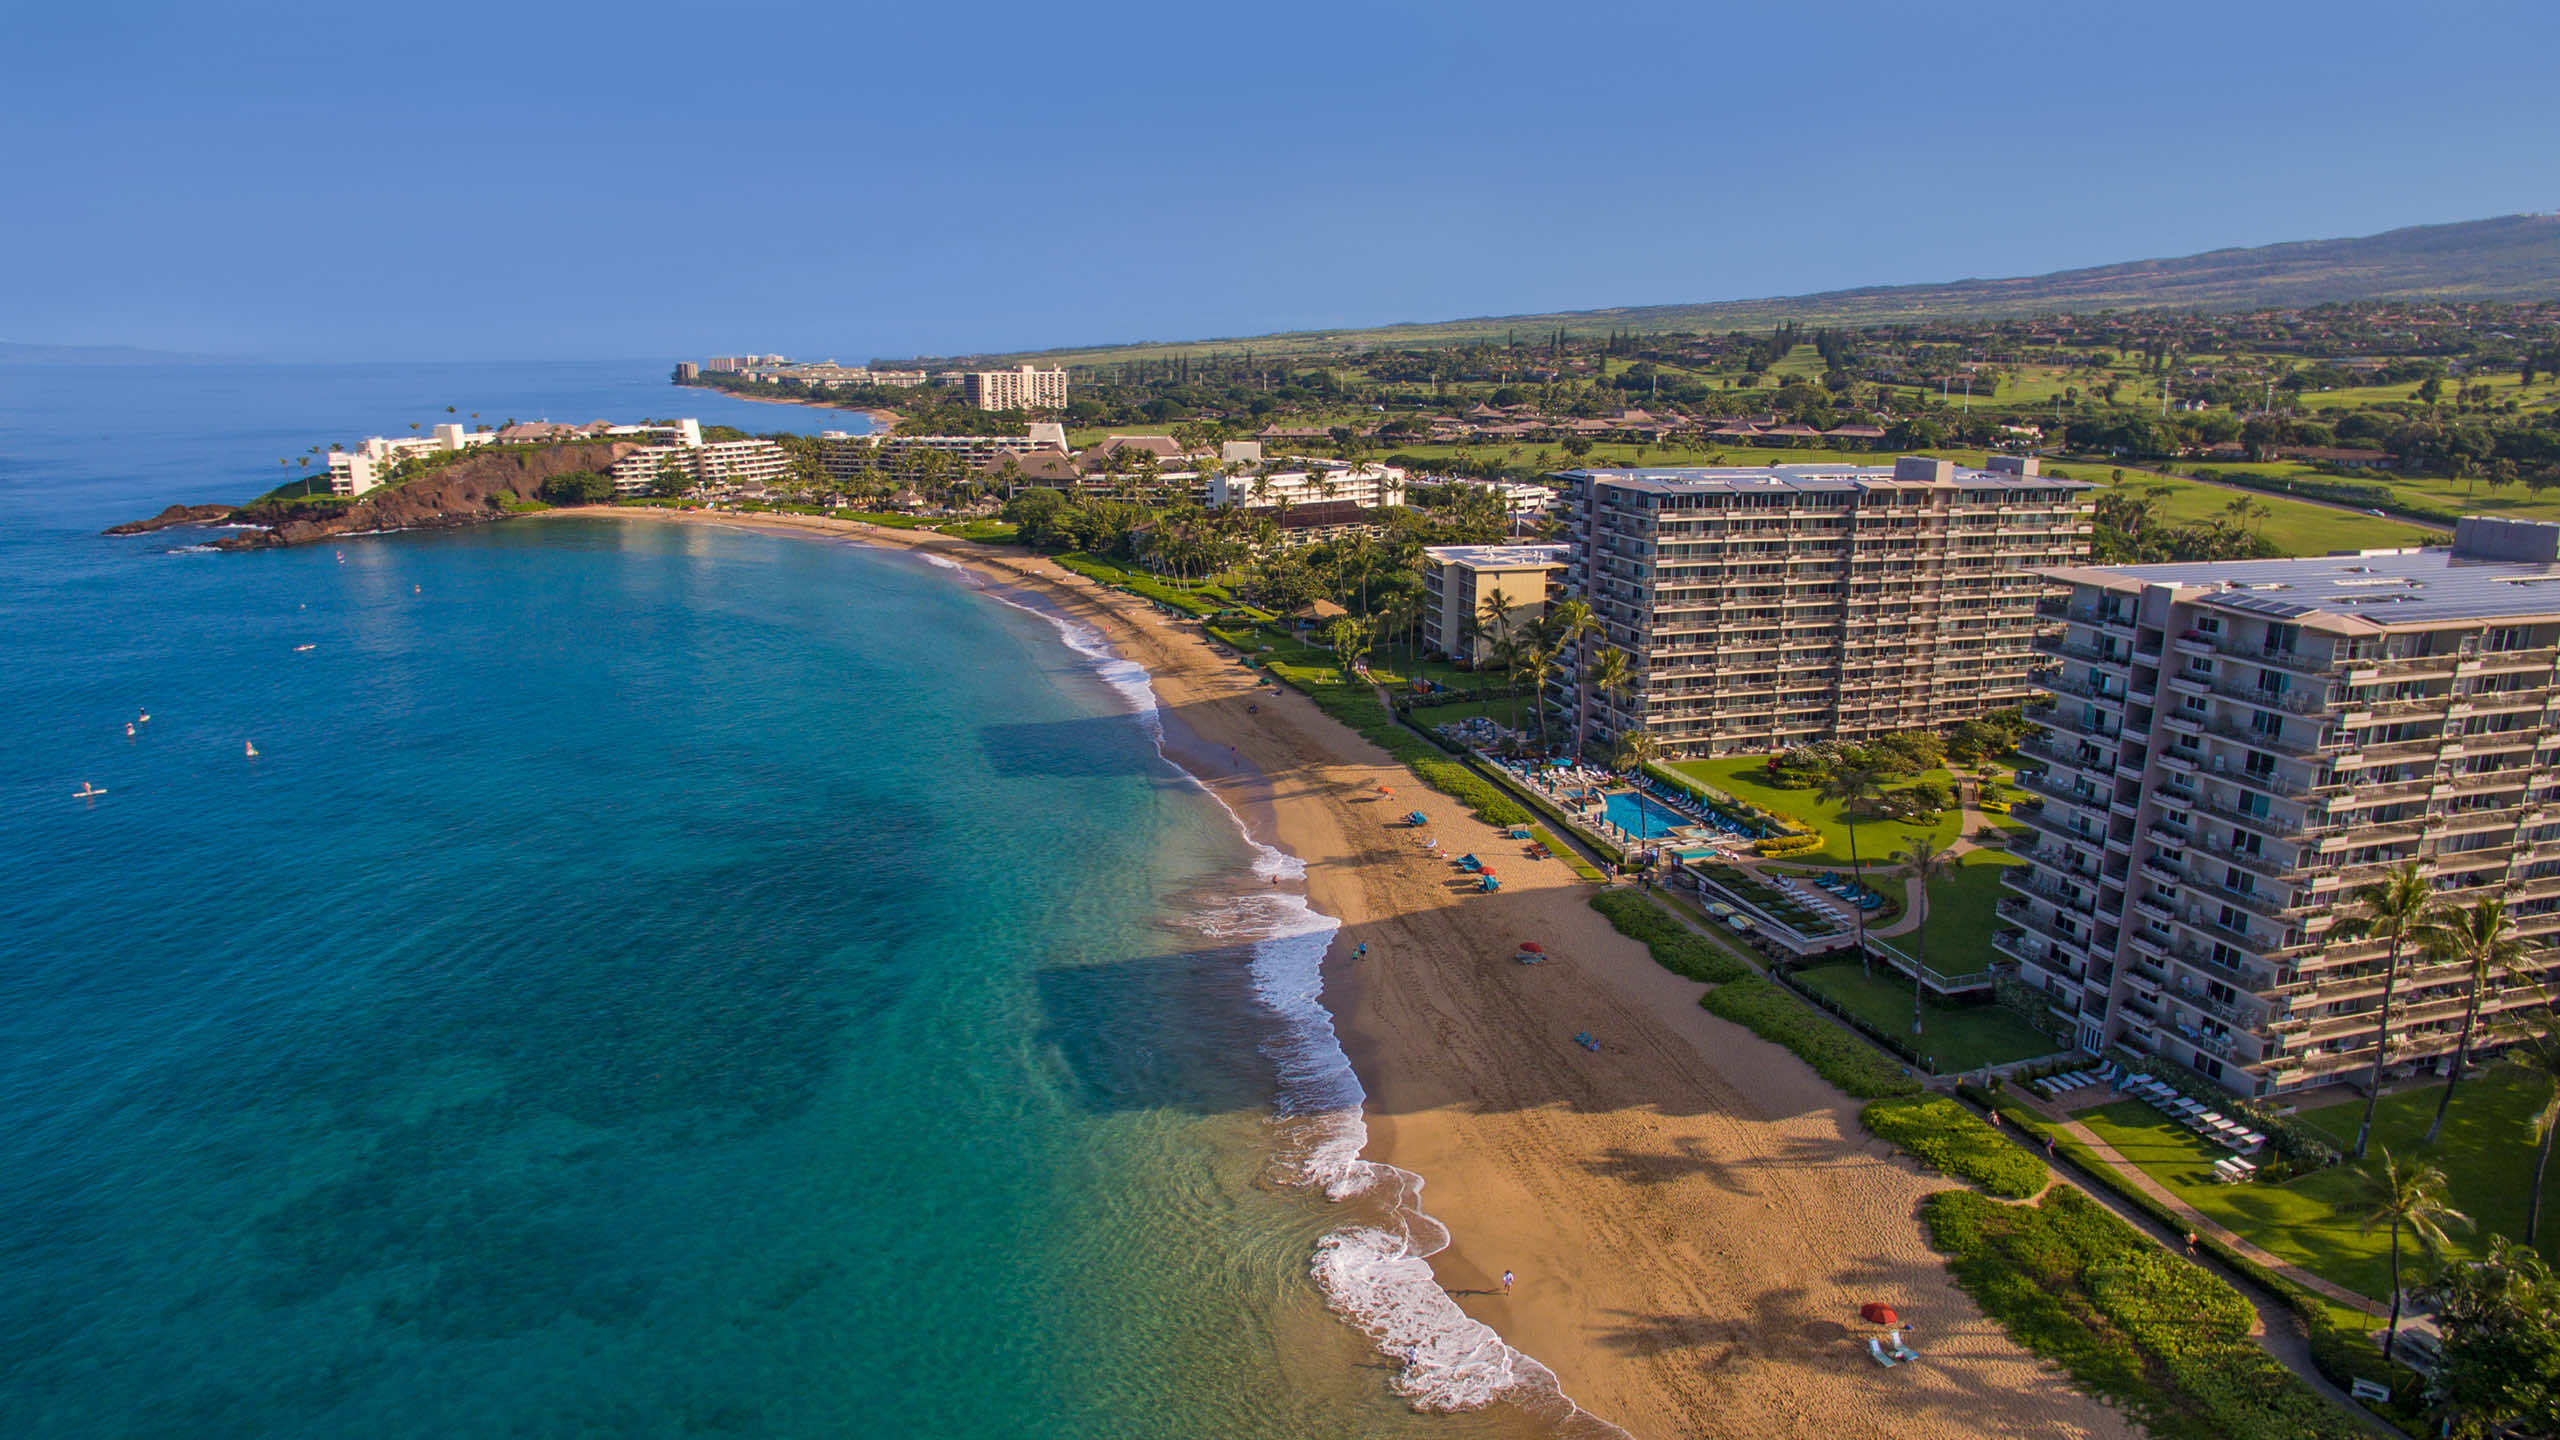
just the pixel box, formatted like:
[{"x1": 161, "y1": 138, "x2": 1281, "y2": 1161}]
[
  {"x1": 680, "y1": 386, "x2": 896, "y2": 430},
  {"x1": 537, "y1": 506, "x2": 2132, "y2": 1440}
]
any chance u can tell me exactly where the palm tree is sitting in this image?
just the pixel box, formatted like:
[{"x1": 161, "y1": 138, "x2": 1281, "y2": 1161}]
[
  {"x1": 2335, "y1": 863, "x2": 2446, "y2": 1160},
  {"x1": 1477, "y1": 584, "x2": 1517, "y2": 713},
  {"x1": 1612, "y1": 727, "x2": 1662, "y2": 773},
  {"x1": 1586, "y1": 644, "x2": 1632, "y2": 766},
  {"x1": 1819, "y1": 759, "x2": 1889, "y2": 976},
  {"x1": 2502, "y1": 1020, "x2": 2560, "y2": 1244},
  {"x1": 2223, "y1": 494, "x2": 2270, "y2": 535},
  {"x1": 1527, "y1": 642, "x2": 1564, "y2": 754},
  {"x1": 2351, "y1": 1147, "x2": 2470, "y2": 1363},
  {"x1": 1895, "y1": 837, "x2": 1959, "y2": 1035},
  {"x1": 2422, "y1": 897, "x2": 2531, "y2": 1146},
  {"x1": 1546, "y1": 598, "x2": 1598, "y2": 757}
]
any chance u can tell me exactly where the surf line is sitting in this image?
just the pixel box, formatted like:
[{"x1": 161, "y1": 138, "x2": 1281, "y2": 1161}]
[{"x1": 913, "y1": 548, "x2": 1625, "y2": 1433}]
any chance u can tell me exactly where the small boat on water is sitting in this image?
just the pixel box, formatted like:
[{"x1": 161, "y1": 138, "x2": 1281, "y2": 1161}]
[
  {"x1": 74, "y1": 783, "x2": 106, "y2": 800},
  {"x1": 293, "y1": 644, "x2": 316, "y2": 652},
  {"x1": 244, "y1": 740, "x2": 259, "y2": 758}
]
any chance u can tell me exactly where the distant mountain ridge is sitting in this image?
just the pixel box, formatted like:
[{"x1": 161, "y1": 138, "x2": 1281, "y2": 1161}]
[{"x1": 951, "y1": 213, "x2": 2560, "y2": 366}]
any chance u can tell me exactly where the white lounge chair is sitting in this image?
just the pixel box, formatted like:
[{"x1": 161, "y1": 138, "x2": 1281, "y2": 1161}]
[{"x1": 1868, "y1": 1337, "x2": 1900, "y2": 1369}]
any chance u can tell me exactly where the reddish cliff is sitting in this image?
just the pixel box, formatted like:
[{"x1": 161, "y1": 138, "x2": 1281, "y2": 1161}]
[{"x1": 108, "y1": 441, "x2": 643, "y2": 548}]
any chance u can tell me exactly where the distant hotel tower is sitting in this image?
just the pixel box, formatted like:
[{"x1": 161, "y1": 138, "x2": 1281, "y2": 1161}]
[{"x1": 961, "y1": 365, "x2": 1068, "y2": 412}]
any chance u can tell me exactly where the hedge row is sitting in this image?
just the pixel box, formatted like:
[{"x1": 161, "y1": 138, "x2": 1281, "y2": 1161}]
[
  {"x1": 1959, "y1": 1084, "x2": 2424, "y2": 1425},
  {"x1": 1924, "y1": 1187, "x2": 2364, "y2": 1440},
  {"x1": 1588, "y1": 891, "x2": 1752, "y2": 984},
  {"x1": 1700, "y1": 978, "x2": 1921, "y2": 1099},
  {"x1": 1861, "y1": 1095, "x2": 2048, "y2": 1199}
]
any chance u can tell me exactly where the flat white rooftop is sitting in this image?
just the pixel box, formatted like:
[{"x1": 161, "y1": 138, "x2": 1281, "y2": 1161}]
[
  {"x1": 2047, "y1": 545, "x2": 2560, "y2": 627},
  {"x1": 1424, "y1": 544, "x2": 1567, "y2": 568},
  {"x1": 1562, "y1": 464, "x2": 2093, "y2": 494}
]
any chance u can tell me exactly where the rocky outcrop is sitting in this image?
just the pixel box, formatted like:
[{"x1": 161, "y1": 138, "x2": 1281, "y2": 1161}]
[
  {"x1": 103, "y1": 503, "x2": 235, "y2": 535},
  {"x1": 109, "y1": 442, "x2": 645, "y2": 549}
]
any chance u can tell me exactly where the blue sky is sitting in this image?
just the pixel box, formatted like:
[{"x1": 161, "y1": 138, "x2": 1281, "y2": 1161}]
[{"x1": 7, "y1": 0, "x2": 2555, "y2": 362}]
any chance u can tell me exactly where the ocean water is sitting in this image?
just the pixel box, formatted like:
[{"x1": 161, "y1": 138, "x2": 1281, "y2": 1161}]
[{"x1": 0, "y1": 363, "x2": 1576, "y2": 1438}]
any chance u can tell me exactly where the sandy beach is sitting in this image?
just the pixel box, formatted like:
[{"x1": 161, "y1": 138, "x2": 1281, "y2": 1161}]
[
  {"x1": 694, "y1": 388, "x2": 898, "y2": 430},
  {"x1": 552, "y1": 508, "x2": 2134, "y2": 1440}
]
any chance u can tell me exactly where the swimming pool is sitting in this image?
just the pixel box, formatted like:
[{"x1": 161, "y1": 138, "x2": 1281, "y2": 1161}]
[{"x1": 1600, "y1": 788, "x2": 1688, "y2": 838}]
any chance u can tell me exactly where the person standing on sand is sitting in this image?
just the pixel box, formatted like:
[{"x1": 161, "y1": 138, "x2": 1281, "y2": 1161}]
[{"x1": 1501, "y1": 1270, "x2": 1514, "y2": 1293}]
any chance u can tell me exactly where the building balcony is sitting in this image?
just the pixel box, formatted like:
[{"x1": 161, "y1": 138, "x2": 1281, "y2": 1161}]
[
  {"x1": 2188, "y1": 833, "x2": 2300, "y2": 883},
  {"x1": 2172, "y1": 944, "x2": 2277, "y2": 995},
  {"x1": 2202, "y1": 717, "x2": 2337, "y2": 760},
  {"x1": 2003, "y1": 867, "x2": 2099, "y2": 915},
  {"x1": 2038, "y1": 634, "x2": 2134, "y2": 671},
  {"x1": 2190, "y1": 792, "x2": 2295, "y2": 841},
  {"x1": 2177, "y1": 905, "x2": 2284, "y2": 956},
  {"x1": 2211, "y1": 677, "x2": 2335, "y2": 715},
  {"x1": 2214, "y1": 638, "x2": 2345, "y2": 679},
  {"x1": 2046, "y1": 673, "x2": 2130, "y2": 704}
]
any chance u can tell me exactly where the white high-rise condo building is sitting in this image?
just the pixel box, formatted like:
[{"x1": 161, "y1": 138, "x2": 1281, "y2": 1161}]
[
  {"x1": 961, "y1": 366, "x2": 1068, "y2": 412},
  {"x1": 2008, "y1": 516, "x2": 2560, "y2": 1098},
  {"x1": 1556, "y1": 456, "x2": 2095, "y2": 755}
]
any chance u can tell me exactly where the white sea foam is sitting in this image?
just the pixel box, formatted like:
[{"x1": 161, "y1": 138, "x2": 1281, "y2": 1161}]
[{"x1": 942, "y1": 561, "x2": 1623, "y2": 1433}]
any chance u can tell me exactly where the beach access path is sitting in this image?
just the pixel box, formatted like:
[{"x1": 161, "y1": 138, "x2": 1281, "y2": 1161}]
[{"x1": 564, "y1": 509, "x2": 2135, "y2": 1440}]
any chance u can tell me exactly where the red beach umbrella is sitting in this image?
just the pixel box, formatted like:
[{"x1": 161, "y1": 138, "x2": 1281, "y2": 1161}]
[
  {"x1": 1860, "y1": 1302, "x2": 1900, "y2": 1326},
  {"x1": 1518, "y1": 942, "x2": 1545, "y2": 954}
]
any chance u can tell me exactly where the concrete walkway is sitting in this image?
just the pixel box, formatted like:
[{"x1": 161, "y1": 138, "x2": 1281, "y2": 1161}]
[
  {"x1": 1954, "y1": 1093, "x2": 2402, "y2": 1435},
  {"x1": 1763, "y1": 772, "x2": 2003, "y2": 941},
  {"x1": 2024, "y1": 1098, "x2": 2386, "y2": 1316}
]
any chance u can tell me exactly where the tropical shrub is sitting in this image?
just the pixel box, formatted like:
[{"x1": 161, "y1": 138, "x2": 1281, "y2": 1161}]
[
  {"x1": 1861, "y1": 1095, "x2": 2046, "y2": 1198},
  {"x1": 1590, "y1": 891, "x2": 1750, "y2": 985},
  {"x1": 1701, "y1": 978, "x2": 1920, "y2": 1099},
  {"x1": 1924, "y1": 1187, "x2": 2363, "y2": 1440}
]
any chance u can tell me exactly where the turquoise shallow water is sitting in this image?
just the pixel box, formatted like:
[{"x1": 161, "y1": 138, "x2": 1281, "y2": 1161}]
[{"x1": 0, "y1": 365, "x2": 1564, "y2": 1438}]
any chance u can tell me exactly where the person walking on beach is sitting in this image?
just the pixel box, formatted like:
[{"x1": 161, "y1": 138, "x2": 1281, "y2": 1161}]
[
  {"x1": 1355, "y1": 942, "x2": 1368, "y2": 960},
  {"x1": 1501, "y1": 1270, "x2": 1514, "y2": 1293}
]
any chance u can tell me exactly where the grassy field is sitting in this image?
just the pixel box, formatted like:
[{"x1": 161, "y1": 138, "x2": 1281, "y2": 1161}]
[
  {"x1": 2294, "y1": 372, "x2": 2560, "y2": 412},
  {"x1": 2073, "y1": 1067, "x2": 2560, "y2": 1302},
  {"x1": 1792, "y1": 961, "x2": 2055, "y2": 1070},
  {"x1": 1671, "y1": 755, "x2": 1961, "y2": 863},
  {"x1": 1918, "y1": 850, "x2": 2026, "y2": 967}
]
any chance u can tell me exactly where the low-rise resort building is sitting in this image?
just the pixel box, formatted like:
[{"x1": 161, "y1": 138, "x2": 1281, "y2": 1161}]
[{"x1": 1421, "y1": 544, "x2": 1567, "y2": 666}]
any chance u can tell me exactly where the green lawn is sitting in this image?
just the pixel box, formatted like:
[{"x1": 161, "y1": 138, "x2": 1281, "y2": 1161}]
[
  {"x1": 1918, "y1": 850, "x2": 2026, "y2": 970},
  {"x1": 1791, "y1": 961, "x2": 2056, "y2": 1070},
  {"x1": 2112, "y1": 468, "x2": 2436, "y2": 553},
  {"x1": 1670, "y1": 755, "x2": 1960, "y2": 864},
  {"x1": 1406, "y1": 696, "x2": 1514, "y2": 730},
  {"x1": 2074, "y1": 1068, "x2": 2560, "y2": 1303}
]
